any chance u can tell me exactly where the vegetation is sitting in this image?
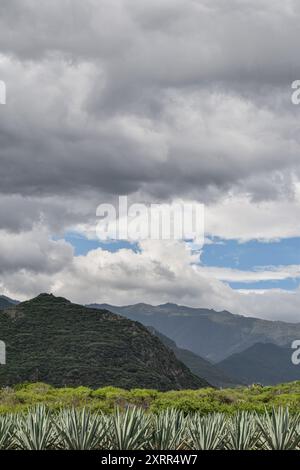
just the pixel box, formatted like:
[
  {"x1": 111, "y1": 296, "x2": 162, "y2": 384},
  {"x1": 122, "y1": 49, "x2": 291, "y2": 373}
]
[
  {"x1": 1, "y1": 404, "x2": 300, "y2": 450},
  {"x1": 1, "y1": 381, "x2": 300, "y2": 415},
  {"x1": 0, "y1": 294, "x2": 205, "y2": 390}
]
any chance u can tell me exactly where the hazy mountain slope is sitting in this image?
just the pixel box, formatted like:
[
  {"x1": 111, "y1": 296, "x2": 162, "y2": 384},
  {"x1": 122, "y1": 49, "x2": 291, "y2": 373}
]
[
  {"x1": 218, "y1": 343, "x2": 300, "y2": 385},
  {"x1": 0, "y1": 294, "x2": 207, "y2": 390},
  {"x1": 89, "y1": 303, "x2": 300, "y2": 362},
  {"x1": 0, "y1": 297, "x2": 14, "y2": 310},
  {"x1": 147, "y1": 327, "x2": 240, "y2": 388},
  {"x1": 2, "y1": 296, "x2": 19, "y2": 305}
]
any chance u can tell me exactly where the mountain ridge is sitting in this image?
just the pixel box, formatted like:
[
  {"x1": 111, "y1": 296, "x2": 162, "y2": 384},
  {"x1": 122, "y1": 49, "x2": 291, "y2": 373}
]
[
  {"x1": 0, "y1": 293, "x2": 208, "y2": 390},
  {"x1": 89, "y1": 302, "x2": 300, "y2": 362}
]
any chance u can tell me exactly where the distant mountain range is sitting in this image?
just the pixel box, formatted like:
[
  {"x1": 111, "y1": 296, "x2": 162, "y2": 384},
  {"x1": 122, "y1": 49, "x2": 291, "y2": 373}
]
[
  {"x1": 0, "y1": 295, "x2": 20, "y2": 310},
  {"x1": 89, "y1": 302, "x2": 300, "y2": 386},
  {"x1": 91, "y1": 303, "x2": 300, "y2": 363},
  {"x1": 0, "y1": 294, "x2": 206, "y2": 390},
  {"x1": 0, "y1": 297, "x2": 14, "y2": 310},
  {"x1": 0, "y1": 295, "x2": 19, "y2": 305},
  {"x1": 147, "y1": 327, "x2": 241, "y2": 388},
  {"x1": 1, "y1": 295, "x2": 300, "y2": 388},
  {"x1": 218, "y1": 343, "x2": 300, "y2": 386}
]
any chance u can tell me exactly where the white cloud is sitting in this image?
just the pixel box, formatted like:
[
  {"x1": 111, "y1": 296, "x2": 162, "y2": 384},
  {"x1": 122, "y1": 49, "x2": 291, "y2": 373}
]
[
  {"x1": 200, "y1": 265, "x2": 300, "y2": 283},
  {"x1": 0, "y1": 232, "x2": 299, "y2": 322},
  {"x1": 0, "y1": 226, "x2": 73, "y2": 275},
  {"x1": 205, "y1": 184, "x2": 300, "y2": 241}
]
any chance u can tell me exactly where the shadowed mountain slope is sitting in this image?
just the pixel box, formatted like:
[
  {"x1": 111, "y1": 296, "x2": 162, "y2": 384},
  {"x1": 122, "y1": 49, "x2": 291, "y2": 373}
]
[
  {"x1": 218, "y1": 343, "x2": 300, "y2": 385},
  {"x1": 147, "y1": 327, "x2": 241, "y2": 388}
]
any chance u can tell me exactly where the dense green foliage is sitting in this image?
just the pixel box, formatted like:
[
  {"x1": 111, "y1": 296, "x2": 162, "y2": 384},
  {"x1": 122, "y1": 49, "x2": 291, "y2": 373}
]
[
  {"x1": 1, "y1": 381, "x2": 300, "y2": 415},
  {"x1": 0, "y1": 294, "x2": 205, "y2": 390},
  {"x1": 1, "y1": 404, "x2": 300, "y2": 449}
]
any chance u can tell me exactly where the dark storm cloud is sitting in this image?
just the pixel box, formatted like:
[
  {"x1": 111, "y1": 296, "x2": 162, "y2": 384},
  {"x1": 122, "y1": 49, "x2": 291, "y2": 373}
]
[
  {"x1": 0, "y1": 0, "x2": 300, "y2": 232},
  {"x1": 1, "y1": 0, "x2": 299, "y2": 83}
]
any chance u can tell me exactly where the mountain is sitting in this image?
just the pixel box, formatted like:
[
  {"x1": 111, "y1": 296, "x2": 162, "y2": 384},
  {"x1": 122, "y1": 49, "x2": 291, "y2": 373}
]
[
  {"x1": 89, "y1": 303, "x2": 300, "y2": 362},
  {"x1": 0, "y1": 294, "x2": 207, "y2": 390},
  {"x1": 0, "y1": 296, "x2": 14, "y2": 310},
  {"x1": 0, "y1": 295, "x2": 19, "y2": 305},
  {"x1": 147, "y1": 327, "x2": 240, "y2": 388},
  {"x1": 218, "y1": 343, "x2": 300, "y2": 385}
]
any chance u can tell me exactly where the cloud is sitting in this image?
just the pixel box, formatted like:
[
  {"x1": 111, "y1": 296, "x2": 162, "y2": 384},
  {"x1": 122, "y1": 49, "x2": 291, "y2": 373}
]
[
  {"x1": 0, "y1": 0, "x2": 300, "y2": 208},
  {"x1": 205, "y1": 185, "x2": 300, "y2": 241},
  {"x1": 0, "y1": 1, "x2": 300, "y2": 320},
  {"x1": 0, "y1": 233, "x2": 299, "y2": 322},
  {"x1": 0, "y1": 226, "x2": 73, "y2": 275},
  {"x1": 0, "y1": 236, "x2": 234, "y2": 307},
  {"x1": 200, "y1": 265, "x2": 300, "y2": 283}
]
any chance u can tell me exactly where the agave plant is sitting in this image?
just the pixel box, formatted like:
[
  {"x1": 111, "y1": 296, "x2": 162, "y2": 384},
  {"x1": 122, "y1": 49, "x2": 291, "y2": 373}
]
[
  {"x1": 55, "y1": 407, "x2": 108, "y2": 450},
  {"x1": 0, "y1": 414, "x2": 15, "y2": 449},
  {"x1": 227, "y1": 411, "x2": 259, "y2": 450},
  {"x1": 256, "y1": 407, "x2": 300, "y2": 450},
  {"x1": 149, "y1": 408, "x2": 186, "y2": 450},
  {"x1": 108, "y1": 406, "x2": 151, "y2": 450},
  {"x1": 187, "y1": 412, "x2": 228, "y2": 450},
  {"x1": 2, "y1": 404, "x2": 300, "y2": 450},
  {"x1": 14, "y1": 405, "x2": 56, "y2": 450}
]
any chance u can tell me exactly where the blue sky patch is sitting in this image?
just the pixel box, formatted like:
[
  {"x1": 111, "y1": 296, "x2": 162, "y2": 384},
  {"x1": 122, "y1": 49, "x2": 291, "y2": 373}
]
[
  {"x1": 228, "y1": 278, "x2": 299, "y2": 291},
  {"x1": 63, "y1": 232, "x2": 140, "y2": 256},
  {"x1": 202, "y1": 237, "x2": 300, "y2": 270}
]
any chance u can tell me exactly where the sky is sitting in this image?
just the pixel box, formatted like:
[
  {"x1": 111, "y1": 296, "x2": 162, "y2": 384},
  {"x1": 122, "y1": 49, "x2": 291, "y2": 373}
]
[{"x1": 1, "y1": 0, "x2": 300, "y2": 321}]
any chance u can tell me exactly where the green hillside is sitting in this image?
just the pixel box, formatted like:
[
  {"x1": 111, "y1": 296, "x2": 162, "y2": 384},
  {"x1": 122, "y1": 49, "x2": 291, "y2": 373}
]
[{"x1": 0, "y1": 294, "x2": 207, "y2": 391}]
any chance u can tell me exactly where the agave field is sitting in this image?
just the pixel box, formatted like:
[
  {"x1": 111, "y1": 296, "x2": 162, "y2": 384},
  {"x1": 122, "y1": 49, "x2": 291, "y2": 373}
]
[{"x1": 1, "y1": 405, "x2": 300, "y2": 450}]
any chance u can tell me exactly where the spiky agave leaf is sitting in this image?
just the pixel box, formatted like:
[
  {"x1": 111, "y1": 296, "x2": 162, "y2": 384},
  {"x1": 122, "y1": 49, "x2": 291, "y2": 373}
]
[
  {"x1": 149, "y1": 408, "x2": 187, "y2": 450},
  {"x1": 227, "y1": 411, "x2": 259, "y2": 450},
  {"x1": 109, "y1": 406, "x2": 151, "y2": 450},
  {"x1": 257, "y1": 407, "x2": 300, "y2": 450},
  {"x1": 187, "y1": 413, "x2": 228, "y2": 450},
  {"x1": 14, "y1": 405, "x2": 56, "y2": 450},
  {"x1": 55, "y1": 407, "x2": 108, "y2": 450},
  {"x1": 0, "y1": 414, "x2": 15, "y2": 449}
]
